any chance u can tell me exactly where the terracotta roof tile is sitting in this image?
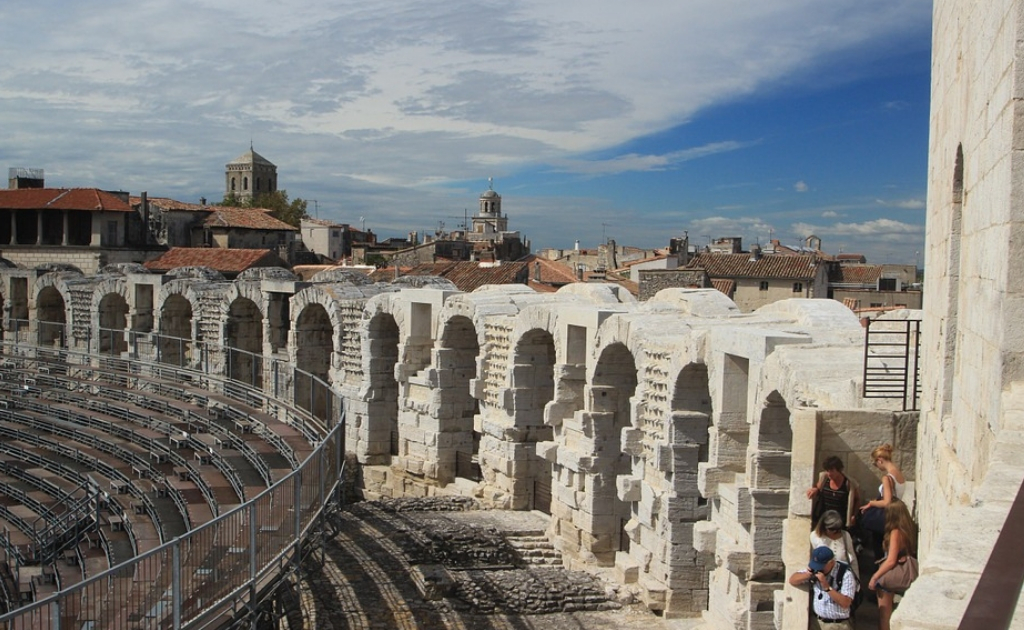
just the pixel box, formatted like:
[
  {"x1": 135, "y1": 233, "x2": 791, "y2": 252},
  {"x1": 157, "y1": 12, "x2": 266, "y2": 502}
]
[
  {"x1": 0, "y1": 188, "x2": 132, "y2": 212},
  {"x1": 130, "y1": 196, "x2": 208, "y2": 211},
  {"x1": 686, "y1": 253, "x2": 821, "y2": 280},
  {"x1": 144, "y1": 247, "x2": 284, "y2": 273},
  {"x1": 712, "y1": 279, "x2": 736, "y2": 295},
  {"x1": 372, "y1": 261, "x2": 529, "y2": 292},
  {"x1": 202, "y1": 207, "x2": 297, "y2": 231},
  {"x1": 829, "y1": 264, "x2": 882, "y2": 284}
]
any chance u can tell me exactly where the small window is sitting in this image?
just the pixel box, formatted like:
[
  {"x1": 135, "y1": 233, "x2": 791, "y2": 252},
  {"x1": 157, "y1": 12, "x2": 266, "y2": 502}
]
[
  {"x1": 243, "y1": 177, "x2": 248, "y2": 191},
  {"x1": 759, "y1": 281, "x2": 769, "y2": 291},
  {"x1": 332, "y1": 230, "x2": 340, "y2": 237},
  {"x1": 792, "y1": 282, "x2": 803, "y2": 293},
  {"x1": 878, "y1": 278, "x2": 897, "y2": 291}
]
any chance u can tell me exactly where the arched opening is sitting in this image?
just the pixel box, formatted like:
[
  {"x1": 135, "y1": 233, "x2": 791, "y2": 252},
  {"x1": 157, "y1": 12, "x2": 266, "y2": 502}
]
[
  {"x1": 439, "y1": 315, "x2": 480, "y2": 483},
  {"x1": 294, "y1": 303, "x2": 333, "y2": 421},
  {"x1": 98, "y1": 293, "x2": 129, "y2": 355},
  {"x1": 941, "y1": 144, "x2": 964, "y2": 423},
  {"x1": 226, "y1": 297, "x2": 263, "y2": 386},
  {"x1": 592, "y1": 342, "x2": 638, "y2": 557},
  {"x1": 513, "y1": 328, "x2": 556, "y2": 512},
  {"x1": 367, "y1": 313, "x2": 400, "y2": 462},
  {"x1": 666, "y1": 363, "x2": 713, "y2": 613},
  {"x1": 37, "y1": 286, "x2": 66, "y2": 346},
  {"x1": 749, "y1": 390, "x2": 792, "y2": 583},
  {"x1": 159, "y1": 294, "x2": 193, "y2": 366}
]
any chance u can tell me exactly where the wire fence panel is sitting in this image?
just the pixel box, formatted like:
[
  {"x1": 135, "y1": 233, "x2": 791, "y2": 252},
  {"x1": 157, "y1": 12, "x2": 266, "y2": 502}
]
[{"x1": 0, "y1": 326, "x2": 346, "y2": 630}]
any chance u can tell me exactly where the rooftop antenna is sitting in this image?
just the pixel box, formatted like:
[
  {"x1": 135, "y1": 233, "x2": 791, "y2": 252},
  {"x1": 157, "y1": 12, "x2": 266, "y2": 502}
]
[
  {"x1": 312, "y1": 200, "x2": 319, "y2": 219},
  {"x1": 488, "y1": 177, "x2": 494, "y2": 191}
]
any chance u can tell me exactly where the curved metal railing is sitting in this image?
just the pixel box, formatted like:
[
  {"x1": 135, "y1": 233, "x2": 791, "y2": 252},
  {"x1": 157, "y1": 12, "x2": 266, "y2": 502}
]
[{"x1": 0, "y1": 323, "x2": 345, "y2": 629}]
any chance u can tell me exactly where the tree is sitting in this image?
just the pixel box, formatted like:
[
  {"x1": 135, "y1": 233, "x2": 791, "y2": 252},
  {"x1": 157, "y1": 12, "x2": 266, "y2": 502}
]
[{"x1": 219, "y1": 190, "x2": 309, "y2": 227}]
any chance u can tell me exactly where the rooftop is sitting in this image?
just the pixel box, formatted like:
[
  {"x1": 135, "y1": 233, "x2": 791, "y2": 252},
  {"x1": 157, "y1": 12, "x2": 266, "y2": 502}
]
[{"x1": 0, "y1": 188, "x2": 133, "y2": 212}]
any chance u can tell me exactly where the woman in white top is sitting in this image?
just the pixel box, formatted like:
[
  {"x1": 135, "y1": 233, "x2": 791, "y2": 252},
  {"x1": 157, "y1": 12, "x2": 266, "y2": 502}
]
[
  {"x1": 859, "y1": 443, "x2": 907, "y2": 514},
  {"x1": 810, "y1": 509, "x2": 860, "y2": 579}
]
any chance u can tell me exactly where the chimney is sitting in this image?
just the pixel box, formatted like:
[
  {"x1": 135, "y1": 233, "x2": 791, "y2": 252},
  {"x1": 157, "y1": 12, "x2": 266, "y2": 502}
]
[
  {"x1": 8, "y1": 167, "x2": 44, "y2": 189},
  {"x1": 750, "y1": 243, "x2": 762, "y2": 262},
  {"x1": 141, "y1": 192, "x2": 150, "y2": 245},
  {"x1": 200, "y1": 197, "x2": 207, "y2": 206},
  {"x1": 534, "y1": 261, "x2": 541, "y2": 282}
]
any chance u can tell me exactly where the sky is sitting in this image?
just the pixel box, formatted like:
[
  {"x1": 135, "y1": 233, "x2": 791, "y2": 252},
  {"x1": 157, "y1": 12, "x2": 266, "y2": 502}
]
[{"x1": 0, "y1": 0, "x2": 932, "y2": 265}]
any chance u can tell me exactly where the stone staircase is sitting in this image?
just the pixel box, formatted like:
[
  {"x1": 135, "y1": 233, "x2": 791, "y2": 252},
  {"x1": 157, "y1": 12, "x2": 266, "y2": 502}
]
[{"x1": 506, "y1": 529, "x2": 563, "y2": 567}]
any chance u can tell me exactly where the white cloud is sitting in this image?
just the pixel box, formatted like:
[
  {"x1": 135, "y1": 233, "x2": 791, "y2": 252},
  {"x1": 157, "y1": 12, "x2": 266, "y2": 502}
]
[
  {"x1": 875, "y1": 198, "x2": 926, "y2": 209},
  {"x1": 0, "y1": 0, "x2": 931, "y2": 194},
  {"x1": 794, "y1": 180, "x2": 809, "y2": 193},
  {"x1": 550, "y1": 141, "x2": 752, "y2": 175},
  {"x1": 822, "y1": 210, "x2": 840, "y2": 218}
]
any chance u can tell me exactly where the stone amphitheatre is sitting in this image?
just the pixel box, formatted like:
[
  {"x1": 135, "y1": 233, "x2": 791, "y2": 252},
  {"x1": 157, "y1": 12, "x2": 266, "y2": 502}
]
[{"x1": 0, "y1": 0, "x2": 1021, "y2": 628}]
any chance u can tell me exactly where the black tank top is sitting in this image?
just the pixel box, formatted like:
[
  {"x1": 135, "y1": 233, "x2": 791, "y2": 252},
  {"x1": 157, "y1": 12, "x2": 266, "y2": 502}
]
[{"x1": 819, "y1": 477, "x2": 849, "y2": 518}]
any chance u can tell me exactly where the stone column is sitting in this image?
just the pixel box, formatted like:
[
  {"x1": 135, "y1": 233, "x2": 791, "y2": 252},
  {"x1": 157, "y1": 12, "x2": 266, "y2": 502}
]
[
  {"x1": 35, "y1": 211, "x2": 42, "y2": 245},
  {"x1": 62, "y1": 211, "x2": 69, "y2": 246},
  {"x1": 8, "y1": 212, "x2": 15, "y2": 245}
]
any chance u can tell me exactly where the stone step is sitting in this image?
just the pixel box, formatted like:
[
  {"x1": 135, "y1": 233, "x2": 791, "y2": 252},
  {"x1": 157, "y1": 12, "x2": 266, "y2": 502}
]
[{"x1": 505, "y1": 531, "x2": 563, "y2": 566}]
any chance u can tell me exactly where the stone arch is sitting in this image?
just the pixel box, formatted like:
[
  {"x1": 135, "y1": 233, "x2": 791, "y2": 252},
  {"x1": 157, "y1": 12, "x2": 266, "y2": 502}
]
[
  {"x1": 36, "y1": 285, "x2": 67, "y2": 346},
  {"x1": 159, "y1": 293, "x2": 194, "y2": 366},
  {"x1": 226, "y1": 296, "x2": 263, "y2": 386},
  {"x1": 293, "y1": 302, "x2": 334, "y2": 420},
  {"x1": 749, "y1": 390, "x2": 792, "y2": 582},
  {"x1": 437, "y1": 314, "x2": 481, "y2": 484},
  {"x1": 664, "y1": 361, "x2": 713, "y2": 614},
  {"x1": 589, "y1": 341, "x2": 639, "y2": 560},
  {"x1": 365, "y1": 312, "x2": 401, "y2": 463},
  {"x1": 97, "y1": 292, "x2": 130, "y2": 355},
  {"x1": 510, "y1": 327, "x2": 556, "y2": 512}
]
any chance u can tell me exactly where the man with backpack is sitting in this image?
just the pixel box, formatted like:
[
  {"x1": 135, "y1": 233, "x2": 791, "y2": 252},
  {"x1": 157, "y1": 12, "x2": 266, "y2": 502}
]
[{"x1": 788, "y1": 546, "x2": 857, "y2": 628}]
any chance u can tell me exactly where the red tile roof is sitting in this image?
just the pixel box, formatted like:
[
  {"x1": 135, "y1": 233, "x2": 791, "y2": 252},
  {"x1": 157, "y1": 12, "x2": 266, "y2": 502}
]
[
  {"x1": 829, "y1": 264, "x2": 882, "y2": 284},
  {"x1": 370, "y1": 261, "x2": 529, "y2": 292},
  {"x1": 144, "y1": 247, "x2": 285, "y2": 273},
  {"x1": 712, "y1": 279, "x2": 736, "y2": 296},
  {"x1": 202, "y1": 207, "x2": 297, "y2": 231},
  {"x1": 686, "y1": 253, "x2": 821, "y2": 280},
  {"x1": 0, "y1": 188, "x2": 132, "y2": 212},
  {"x1": 130, "y1": 196, "x2": 207, "y2": 211}
]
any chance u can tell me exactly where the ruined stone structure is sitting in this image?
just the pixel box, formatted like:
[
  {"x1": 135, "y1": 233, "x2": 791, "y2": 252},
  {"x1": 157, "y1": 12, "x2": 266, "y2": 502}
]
[{"x1": 0, "y1": 257, "x2": 924, "y2": 625}]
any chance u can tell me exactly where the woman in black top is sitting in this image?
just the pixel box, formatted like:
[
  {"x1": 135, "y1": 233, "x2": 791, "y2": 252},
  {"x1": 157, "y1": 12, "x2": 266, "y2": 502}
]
[{"x1": 806, "y1": 456, "x2": 860, "y2": 528}]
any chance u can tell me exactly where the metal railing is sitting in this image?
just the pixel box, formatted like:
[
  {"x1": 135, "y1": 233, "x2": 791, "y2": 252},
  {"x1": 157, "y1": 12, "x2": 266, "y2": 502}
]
[
  {"x1": 0, "y1": 323, "x2": 346, "y2": 629},
  {"x1": 862, "y1": 318, "x2": 921, "y2": 411}
]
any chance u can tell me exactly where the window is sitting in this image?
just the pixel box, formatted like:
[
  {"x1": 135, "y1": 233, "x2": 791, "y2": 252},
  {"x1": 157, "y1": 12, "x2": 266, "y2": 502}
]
[
  {"x1": 243, "y1": 177, "x2": 248, "y2": 191},
  {"x1": 759, "y1": 281, "x2": 769, "y2": 291},
  {"x1": 792, "y1": 282, "x2": 803, "y2": 293},
  {"x1": 878, "y1": 278, "x2": 897, "y2": 291},
  {"x1": 332, "y1": 230, "x2": 340, "y2": 237},
  {"x1": 231, "y1": 177, "x2": 236, "y2": 191},
  {"x1": 106, "y1": 221, "x2": 118, "y2": 246}
]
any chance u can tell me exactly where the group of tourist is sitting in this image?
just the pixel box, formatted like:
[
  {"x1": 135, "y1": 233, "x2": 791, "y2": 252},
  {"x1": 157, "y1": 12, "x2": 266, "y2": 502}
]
[{"x1": 788, "y1": 445, "x2": 919, "y2": 630}]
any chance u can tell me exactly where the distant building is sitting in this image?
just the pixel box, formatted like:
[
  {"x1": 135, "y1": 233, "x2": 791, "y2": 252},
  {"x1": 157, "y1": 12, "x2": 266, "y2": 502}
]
[
  {"x1": 144, "y1": 247, "x2": 287, "y2": 278},
  {"x1": 684, "y1": 250, "x2": 829, "y2": 312},
  {"x1": 225, "y1": 147, "x2": 277, "y2": 202},
  {"x1": 0, "y1": 182, "x2": 152, "y2": 274}
]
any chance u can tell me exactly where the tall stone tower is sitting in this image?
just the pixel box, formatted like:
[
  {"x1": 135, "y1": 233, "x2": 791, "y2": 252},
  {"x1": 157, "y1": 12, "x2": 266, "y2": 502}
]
[
  {"x1": 225, "y1": 146, "x2": 277, "y2": 202},
  {"x1": 470, "y1": 178, "x2": 508, "y2": 241}
]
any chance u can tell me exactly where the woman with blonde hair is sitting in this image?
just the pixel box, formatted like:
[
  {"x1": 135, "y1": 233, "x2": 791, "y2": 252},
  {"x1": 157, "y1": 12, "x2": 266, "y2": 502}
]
[
  {"x1": 859, "y1": 444, "x2": 907, "y2": 543},
  {"x1": 869, "y1": 500, "x2": 918, "y2": 630}
]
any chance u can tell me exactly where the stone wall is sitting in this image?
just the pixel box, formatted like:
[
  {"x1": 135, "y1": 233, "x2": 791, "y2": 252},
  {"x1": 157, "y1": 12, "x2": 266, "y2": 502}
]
[{"x1": 0, "y1": 264, "x2": 932, "y2": 625}]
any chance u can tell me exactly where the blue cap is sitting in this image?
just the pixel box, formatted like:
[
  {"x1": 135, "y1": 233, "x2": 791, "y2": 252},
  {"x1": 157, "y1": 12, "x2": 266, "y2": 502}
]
[{"x1": 809, "y1": 546, "x2": 834, "y2": 572}]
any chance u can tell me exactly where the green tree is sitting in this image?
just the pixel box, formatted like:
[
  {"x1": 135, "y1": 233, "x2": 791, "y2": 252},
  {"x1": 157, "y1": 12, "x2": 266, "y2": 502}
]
[{"x1": 219, "y1": 190, "x2": 309, "y2": 227}]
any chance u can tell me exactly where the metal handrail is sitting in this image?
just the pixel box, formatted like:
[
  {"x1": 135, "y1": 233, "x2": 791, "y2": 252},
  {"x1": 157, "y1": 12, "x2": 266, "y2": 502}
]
[
  {"x1": 956, "y1": 477, "x2": 1024, "y2": 629},
  {"x1": 0, "y1": 327, "x2": 346, "y2": 629}
]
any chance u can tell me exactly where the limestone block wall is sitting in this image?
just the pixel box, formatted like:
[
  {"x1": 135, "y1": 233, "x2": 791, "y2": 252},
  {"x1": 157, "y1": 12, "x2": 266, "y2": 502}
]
[
  {"x1": 894, "y1": 0, "x2": 1024, "y2": 627},
  {"x1": 0, "y1": 265, "x2": 934, "y2": 625}
]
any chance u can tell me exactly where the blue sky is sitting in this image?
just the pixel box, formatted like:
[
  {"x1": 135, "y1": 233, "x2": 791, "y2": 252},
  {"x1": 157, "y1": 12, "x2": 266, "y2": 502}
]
[{"x1": 0, "y1": 0, "x2": 932, "y2": 264}]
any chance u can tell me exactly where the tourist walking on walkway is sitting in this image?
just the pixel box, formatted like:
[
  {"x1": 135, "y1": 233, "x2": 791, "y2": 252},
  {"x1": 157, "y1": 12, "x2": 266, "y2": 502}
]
[
  {"x1": 869, "y1": 499, "x2": 918, "y2": 630},
  {"x1": 859, "y1": 444, "x2": 907, "y2": 549},
  {"x1": 810, "y1": 509, "x2": 860, "y2": 580},
  {"x1": 789, "y1": 546, "x2": 856, "y2": 629},
  {"x1": 807, "y1": 455, "x2": 860, "y2": 528}
]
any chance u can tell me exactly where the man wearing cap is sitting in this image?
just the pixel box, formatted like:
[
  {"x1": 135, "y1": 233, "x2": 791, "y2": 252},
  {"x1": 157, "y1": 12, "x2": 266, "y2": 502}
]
[{"x1": 788, "y1": 546, "x2": 855, "y2": 628}]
